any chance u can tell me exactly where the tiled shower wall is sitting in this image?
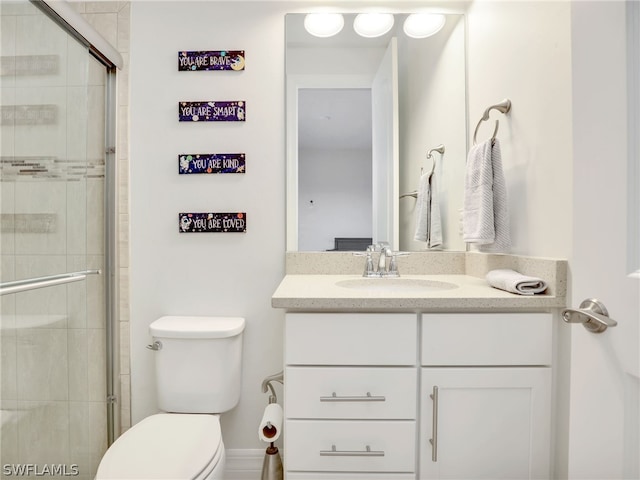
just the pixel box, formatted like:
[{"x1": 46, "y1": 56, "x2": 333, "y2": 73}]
[{"x1": 72, "y1": 1, "x2": 131, "y2": 435}]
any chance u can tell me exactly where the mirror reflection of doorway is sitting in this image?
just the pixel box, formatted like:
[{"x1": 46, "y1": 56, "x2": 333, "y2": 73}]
[{"x1": 297, "y1": 88, "x2": 373, "y2": 251}]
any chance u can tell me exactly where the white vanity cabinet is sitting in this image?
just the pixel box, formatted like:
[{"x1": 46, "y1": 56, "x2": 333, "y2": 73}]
[
  {"x1": 284, "y1": 313, "x2": 418, "y2": 480},
  {"x1": 283, "y1": 311, "x2": 553, "y2": 480},
  {"x1": 419, "y1": 313, "x2": 553, "y2": 480}
]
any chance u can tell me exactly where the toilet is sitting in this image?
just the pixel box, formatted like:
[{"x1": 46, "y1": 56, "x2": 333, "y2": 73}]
[{"x1": 96, "y1": 316, "x2": 245, "y2": 480}]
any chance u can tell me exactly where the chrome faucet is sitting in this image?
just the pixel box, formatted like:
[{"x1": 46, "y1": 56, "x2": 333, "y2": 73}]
[{"x1": 357, "y1": 242, "x2": 406, "y2": 277}]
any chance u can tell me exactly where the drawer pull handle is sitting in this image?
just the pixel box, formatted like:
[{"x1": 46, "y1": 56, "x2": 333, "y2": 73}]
[
  {"x1": 429, "y1": 385, "x2": 439, "y2": 462},
  {"x1": 320, "y1": 444, "x2": 385, "y2": 457},
  {"x1": 320, "y1": 392, "x2": 386, "y2": 402}
]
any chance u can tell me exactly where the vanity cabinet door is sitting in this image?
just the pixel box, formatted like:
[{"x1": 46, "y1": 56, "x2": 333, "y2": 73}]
[{"x1": 419, "y1": 367, "x2": 551, "y2": 480}]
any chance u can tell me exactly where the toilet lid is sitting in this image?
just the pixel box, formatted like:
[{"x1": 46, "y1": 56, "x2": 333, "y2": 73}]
[{"x1": 96, "y1": 414, "x2": 222, "y2": 480}]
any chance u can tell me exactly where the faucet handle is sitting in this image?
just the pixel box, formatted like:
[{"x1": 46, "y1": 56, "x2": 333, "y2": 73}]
[
  {"x1": 386, "y1": 252, "x2": 410, "y2": 277},
  {"x1": 354, "y1": 249, "x2": 379, "y2": 277}
]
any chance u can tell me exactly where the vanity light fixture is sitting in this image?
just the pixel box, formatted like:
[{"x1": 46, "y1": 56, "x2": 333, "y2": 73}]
[
  {"x1": 304, "y1": 13, "x2": 345, "y2": 38},
  {"x1": 403, "y1": 13, "x2": 446, "y2": 39},
  {"x1": 353, "y1": 13, "x2": 395, "y2": 38}
]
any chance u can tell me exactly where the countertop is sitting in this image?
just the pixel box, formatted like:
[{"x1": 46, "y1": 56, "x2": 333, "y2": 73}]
[{"x1": 271, "y1": 274, "x2": 567, "y2": 311}]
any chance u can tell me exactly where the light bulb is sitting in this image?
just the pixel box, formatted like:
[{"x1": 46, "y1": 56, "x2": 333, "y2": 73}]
[
  {"x1": 403, "y1": 13, "x2": 446, "y2": 39},
  {"x1": 353, "y1": 13, "x2": 394, "y2": 38},
  {"x1": 304, "y1": 13, "x2": 344, "y2": 38}
]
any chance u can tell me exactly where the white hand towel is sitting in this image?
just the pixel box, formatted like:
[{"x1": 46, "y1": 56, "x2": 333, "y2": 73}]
[
  {"x1": 486, "y1": 269, "x2": 548, "y2": 295},
  {"x1": 463, "y1": 138, "x2": 511, "y2": 252},
  {"x1": 413, "y1": 170, "x2": 442, "y2": 249}
]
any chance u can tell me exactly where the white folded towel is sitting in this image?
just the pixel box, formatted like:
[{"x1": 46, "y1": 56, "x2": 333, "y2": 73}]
[
  {"x1": 486, "y1": 269, "x2": 548, "y2": 295},
  {"x1": 463, "y1": 138, "x2": 511, "y2": 252},
  {"x1": 413, "y1": 170, "x2": 442, "y2": 249}
]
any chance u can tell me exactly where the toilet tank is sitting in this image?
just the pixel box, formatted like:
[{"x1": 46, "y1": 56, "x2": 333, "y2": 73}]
[{"x1": 149, "y1": 316, "x2": 245, "y2": 414}]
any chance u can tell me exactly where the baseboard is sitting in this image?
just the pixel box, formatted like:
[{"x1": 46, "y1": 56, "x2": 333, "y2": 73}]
[{"x1": 224, "y1": 448, "x2": 269, "y2": 479}]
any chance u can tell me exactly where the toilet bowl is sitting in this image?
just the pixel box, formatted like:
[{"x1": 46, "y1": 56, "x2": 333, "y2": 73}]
[
  {"x1": 96, "y1": 316, "x2": 245, "y2": 480},
  {"x1": 96, "y1": 414, "x2": 225, "y2": 479}
]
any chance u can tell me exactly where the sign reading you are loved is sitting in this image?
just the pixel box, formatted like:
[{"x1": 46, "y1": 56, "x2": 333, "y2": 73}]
[
  {"x1": 179, "y1": 212, "x2": 246, "y2": 233},
  {"x1": 179, "y1": 101, "x2": 245, "y2": 122},
  {"x1": 179, "y1": 153, "x2": 245, "y2": 174},
  {"x1": 178, "y1": 50, "x2": 245, "y2": 71}
]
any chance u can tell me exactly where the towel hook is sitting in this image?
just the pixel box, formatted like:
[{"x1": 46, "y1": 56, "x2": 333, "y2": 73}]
[
  {"x1": 401, "y1": 144, "x2": 445, "y2": 199},
  {"x1": 424, "y1": 144, "x2": 445, "y2": 175},
  {"x1": 473, "y1": 99, "x2": 511, "y2": 145}
]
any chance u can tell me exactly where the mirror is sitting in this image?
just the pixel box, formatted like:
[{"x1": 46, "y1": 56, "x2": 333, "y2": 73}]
[{"x1": 286, "y1": 12, "x2": 467, "y2": 252}]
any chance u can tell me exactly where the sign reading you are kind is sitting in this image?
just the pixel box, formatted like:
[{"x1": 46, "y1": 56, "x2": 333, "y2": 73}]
[
  {"x1": 179, "y1": 212, "x2": 246, "y2": 233},
  {"x1": 178, "y1": 50, "x2": 245, "y2": 71},
  {"x1": 179, "y1": 153, "x2": 245, "y2": 174}
]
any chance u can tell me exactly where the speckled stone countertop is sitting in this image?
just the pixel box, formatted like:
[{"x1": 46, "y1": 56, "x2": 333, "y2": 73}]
[{"x1": 272, "y1": 252, "x2": 567, "y2": 312}]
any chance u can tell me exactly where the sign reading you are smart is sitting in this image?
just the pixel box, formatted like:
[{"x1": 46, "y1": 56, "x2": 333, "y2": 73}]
[{"x1": 179, "y1": 101, "x2": 245, "y2": 122}]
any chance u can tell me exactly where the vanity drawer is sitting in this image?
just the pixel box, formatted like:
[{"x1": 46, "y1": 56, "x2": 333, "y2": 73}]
[
  {"x1": 285, "y1": 313, "x2": 417, "y2": 366},
  {"x1": 285, "y1": 420, "x2": 415, "y2": 473},
  {"x1": 421, "y1": 313, "x2": 552, "y2": 366},
  {"x1": 285, "y1": 367, "x2": 416, "y2": 419}
]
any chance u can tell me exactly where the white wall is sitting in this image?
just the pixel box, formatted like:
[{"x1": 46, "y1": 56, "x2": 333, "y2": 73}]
[
  {"x1": 466, "y1": 0, "x2": 573, "y2": 258},
  {"x1": 465, "y1": 3, "x2": 574, "y2": 478},
  {"x1": 298, "y1": 147, "x2": 372, "y2": 251},
  {"x1": 129, "y1": 1, "x2": 287, "y2": 449},
  {"x1": 129, "y1": 0, "x2": 577, "y2": 454}
]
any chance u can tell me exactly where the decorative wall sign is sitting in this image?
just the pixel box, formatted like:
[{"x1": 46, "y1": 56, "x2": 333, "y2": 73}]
[
  {"x1": 179, "y1": 101, "x2": 245, "y2": 122},
  {"x1": 179, "y1": 153, "x2": 245, "y2": 174},
  {"x1": 178, "y1": 50, "x2": 245, "y2": 71},
  {"x1": 179, "y1": 212, "x2": 246, "y2": 233}
]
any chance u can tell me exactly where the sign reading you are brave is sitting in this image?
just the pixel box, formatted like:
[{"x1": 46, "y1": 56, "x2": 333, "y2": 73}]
[{"x1": 178, "y1": 50, "x2": 245, "y2": 71}]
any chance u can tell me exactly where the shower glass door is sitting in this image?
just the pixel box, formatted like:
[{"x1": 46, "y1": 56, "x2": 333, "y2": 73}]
[{"x1": 1, "y1": 1, "x2": 109, "y2": 478}]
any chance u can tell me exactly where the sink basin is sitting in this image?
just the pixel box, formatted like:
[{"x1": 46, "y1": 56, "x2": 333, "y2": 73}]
[{"x1": 335, "y1": 278, "x2": 458, "y2": 293}]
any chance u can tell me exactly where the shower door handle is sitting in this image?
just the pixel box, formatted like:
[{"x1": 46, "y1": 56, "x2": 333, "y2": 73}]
[{"x1": 0, "y1": 270, "x2": 100, "y2": 296}]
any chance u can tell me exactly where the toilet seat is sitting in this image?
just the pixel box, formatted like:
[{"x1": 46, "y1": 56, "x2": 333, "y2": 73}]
[{"x1": 96, "y1": 413, "x2": 223, "y2": 480}]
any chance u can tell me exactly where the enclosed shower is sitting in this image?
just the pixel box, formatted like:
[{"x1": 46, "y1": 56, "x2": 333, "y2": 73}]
[{"x1": 0, "y1": 1, "x2": 120, "y2": 478}]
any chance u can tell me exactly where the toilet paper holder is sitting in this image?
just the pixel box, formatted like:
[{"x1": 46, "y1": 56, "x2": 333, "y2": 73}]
[
  {"x1": 259, "y1": 371, "x2": 285, "y2": 480},
  {"x1": 261, "y1": 371, "x2": 283, "y2": 405}
]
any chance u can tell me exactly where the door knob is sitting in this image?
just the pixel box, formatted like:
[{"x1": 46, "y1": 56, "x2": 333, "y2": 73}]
[{"x1": 562, "y1": 298, "x2": 617, "y2": 334}]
